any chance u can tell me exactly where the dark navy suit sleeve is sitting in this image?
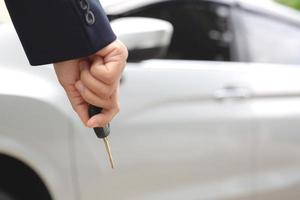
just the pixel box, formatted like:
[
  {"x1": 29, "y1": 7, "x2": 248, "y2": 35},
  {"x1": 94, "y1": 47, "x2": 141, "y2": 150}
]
[{"x1": 4, "y1": 0, "x2": 116, "y2": 66}]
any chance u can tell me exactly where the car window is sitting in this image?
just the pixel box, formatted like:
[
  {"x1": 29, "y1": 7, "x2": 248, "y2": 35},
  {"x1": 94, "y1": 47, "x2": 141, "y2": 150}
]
[
  {"x1": 111, "y1": 0, "x2": 234, "y2": 61},
  {"x1": 240, "y1": 10, "x2": 300, "y2": 65}
]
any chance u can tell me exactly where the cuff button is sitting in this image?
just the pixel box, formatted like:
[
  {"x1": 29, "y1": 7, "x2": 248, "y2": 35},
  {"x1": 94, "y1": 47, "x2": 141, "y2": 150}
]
[
  {"x1": 85, "y1": 10, "x2": 95, "y2": 25},
  {"x1": 78, "y1": 0, "x2": 89, "y2": 10}
]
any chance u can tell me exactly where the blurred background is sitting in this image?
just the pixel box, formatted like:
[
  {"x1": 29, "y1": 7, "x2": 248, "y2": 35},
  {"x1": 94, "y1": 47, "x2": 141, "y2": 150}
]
[{"x1": 276, "y1": 0, "x2": 300, "y2": 10}]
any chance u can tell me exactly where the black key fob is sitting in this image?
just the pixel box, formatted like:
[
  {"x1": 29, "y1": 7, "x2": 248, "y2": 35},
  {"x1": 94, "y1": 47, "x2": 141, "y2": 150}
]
[{"x1": 88, "y1": 105, "x2": 110, "y2": 138}]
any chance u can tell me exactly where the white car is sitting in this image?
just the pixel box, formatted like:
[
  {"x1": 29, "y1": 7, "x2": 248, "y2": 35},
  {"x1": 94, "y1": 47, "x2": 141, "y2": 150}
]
[{"x1": 1, "y1": 0, "x2": 300, "y2": 200}]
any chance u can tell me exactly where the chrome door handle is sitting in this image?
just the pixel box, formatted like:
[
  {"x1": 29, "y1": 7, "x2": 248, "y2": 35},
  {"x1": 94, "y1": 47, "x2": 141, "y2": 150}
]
[{"x1": 214, "y1": 85, "x2": 252, "y2": 101}]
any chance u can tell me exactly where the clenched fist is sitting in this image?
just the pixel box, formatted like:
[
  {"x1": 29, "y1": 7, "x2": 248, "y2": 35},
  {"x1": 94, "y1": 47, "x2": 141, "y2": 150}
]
[{"x1": 54, "y1": 40, "x2": 128, "y2": 128}]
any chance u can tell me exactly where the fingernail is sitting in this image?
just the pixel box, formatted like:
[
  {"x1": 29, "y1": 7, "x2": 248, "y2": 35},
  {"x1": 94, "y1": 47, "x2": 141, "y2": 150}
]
[
  {"x1": 75, "y1": 81, "x2": 85, "y2": 93},
  {"x1": 79, "y1": 61, "x2": 88, "y2": 71}
]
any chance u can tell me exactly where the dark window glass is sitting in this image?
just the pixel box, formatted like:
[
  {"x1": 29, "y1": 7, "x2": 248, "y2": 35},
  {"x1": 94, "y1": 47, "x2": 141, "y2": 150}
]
[{"x1": 110, "y1": 0, "x2": 233, "y2": 61}]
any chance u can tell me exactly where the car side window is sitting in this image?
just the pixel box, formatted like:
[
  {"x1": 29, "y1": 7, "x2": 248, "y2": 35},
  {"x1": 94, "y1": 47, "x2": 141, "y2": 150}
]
[
  {"x1": 240, "y1": 10, "x2": 300, "y2": 64},
  {"x1": 112, "y1": 1, "x2": 234, "y2": 61}
]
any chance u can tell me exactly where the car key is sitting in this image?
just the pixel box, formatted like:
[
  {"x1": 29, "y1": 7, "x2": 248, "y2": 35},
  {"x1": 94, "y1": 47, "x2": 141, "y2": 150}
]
[{"x1": 88, "y1": 105, "x2": 115, "y2": 169}]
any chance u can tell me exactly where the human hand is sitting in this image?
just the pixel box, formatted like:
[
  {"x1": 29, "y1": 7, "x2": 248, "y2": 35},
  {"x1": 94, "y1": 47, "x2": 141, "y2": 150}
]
[{"x1": 54, "y1": 40, "x2": 128, "y2": 128}]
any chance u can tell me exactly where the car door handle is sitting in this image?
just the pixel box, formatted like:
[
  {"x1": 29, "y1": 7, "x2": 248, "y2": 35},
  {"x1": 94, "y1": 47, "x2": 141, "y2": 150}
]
[{"x1": 214, "y1": 85, "x2": 252, "y2": 101}]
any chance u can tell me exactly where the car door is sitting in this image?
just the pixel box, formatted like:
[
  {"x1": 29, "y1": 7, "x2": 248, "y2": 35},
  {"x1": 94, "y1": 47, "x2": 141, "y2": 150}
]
[
  {"x1": 230, "y1": 6, "x2": 300, "y2": 198},
  {"x1": 250, "y1": 76, "x2": 300, "y2": 200},
  {"x1": 98, "y1": 60, "x2": 254, "y2": 200},
  {"x1": 100, "y1": 60, "x2": 300, "y2": 200}
]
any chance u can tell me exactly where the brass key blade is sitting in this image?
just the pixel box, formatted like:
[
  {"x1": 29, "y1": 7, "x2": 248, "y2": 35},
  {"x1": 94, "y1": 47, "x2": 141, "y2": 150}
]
[{"x1": 103, "y1": 137, "x2": 115, "y2": 169}]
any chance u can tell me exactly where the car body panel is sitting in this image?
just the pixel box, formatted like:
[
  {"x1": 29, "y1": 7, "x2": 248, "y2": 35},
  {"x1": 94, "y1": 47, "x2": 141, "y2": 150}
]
[
  {"x1": 0, "y1": 95, "x2": 77, "y2": 200},
  {"x1": 0, "y1": 24, "x2": 79, "y2": 200},
  {"x1": 73, "y1": 60, "x2": 300, "y2": 200}
]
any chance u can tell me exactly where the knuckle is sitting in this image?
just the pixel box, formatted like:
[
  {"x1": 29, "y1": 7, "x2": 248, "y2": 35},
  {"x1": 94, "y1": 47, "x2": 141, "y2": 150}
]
[
  {"x1": 121, "y1": 45, "x2": 129, "y2": 60},
  {"x1": 80, "y1": 86, "x2": 87, "y2": 96},
  {"x1": 100, "y1": 86, "x2": 114, "y2": 98},
  {"x1": 113, "y1": 41, "x2": 122, "y2": 49},
  {"x1": 96, "y1": 120, "x2": 105, "y2": 128},
  {"x1": 113, "y1": 103, "x2": 120, "y2": 113},
  {"x1": 81, "y1": 90, "x2": 94, "y2": 104},
  {"x1": 91, "y1": 66, "x2": 117, "y2": 85},
  {"x1": 105, "y1": 101, "x2": 114, "y2": 109},
  {"x1": 82, "y1": 92, "x2": 92, "y2": 103},
  {"x1": 90, "y1": 64, "x2": 100, "y2": 77},
  {"x1": 103, "y1": 71, "x2": 117, "y2": 84},
  {"x1": 80, "y1": 71, "x2": 89, "y2": 84},
  {"x1": 100, "y1": 114, "x2": 109, "y2": 122},
  {"x1": 111, "y1": 42, "x2": 128, "y2": 62},
  {"x1": 115, "y1": 106, "x2": 120, "y2": 113},
  {"x1": 124, "y1": 49, "x2": 129, "y2": 60},
  {"x1": 117, "y1": 41, "x2": 128, "y2": 59},
  {"x1": 99, "y1": 89, "x2": 111, "y2": 99}
]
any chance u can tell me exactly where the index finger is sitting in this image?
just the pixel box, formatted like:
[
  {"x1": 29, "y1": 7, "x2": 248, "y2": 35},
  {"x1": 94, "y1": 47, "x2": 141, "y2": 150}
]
[{"x1": 90, "y1": 56, "x2": 125, "y2": 85}]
